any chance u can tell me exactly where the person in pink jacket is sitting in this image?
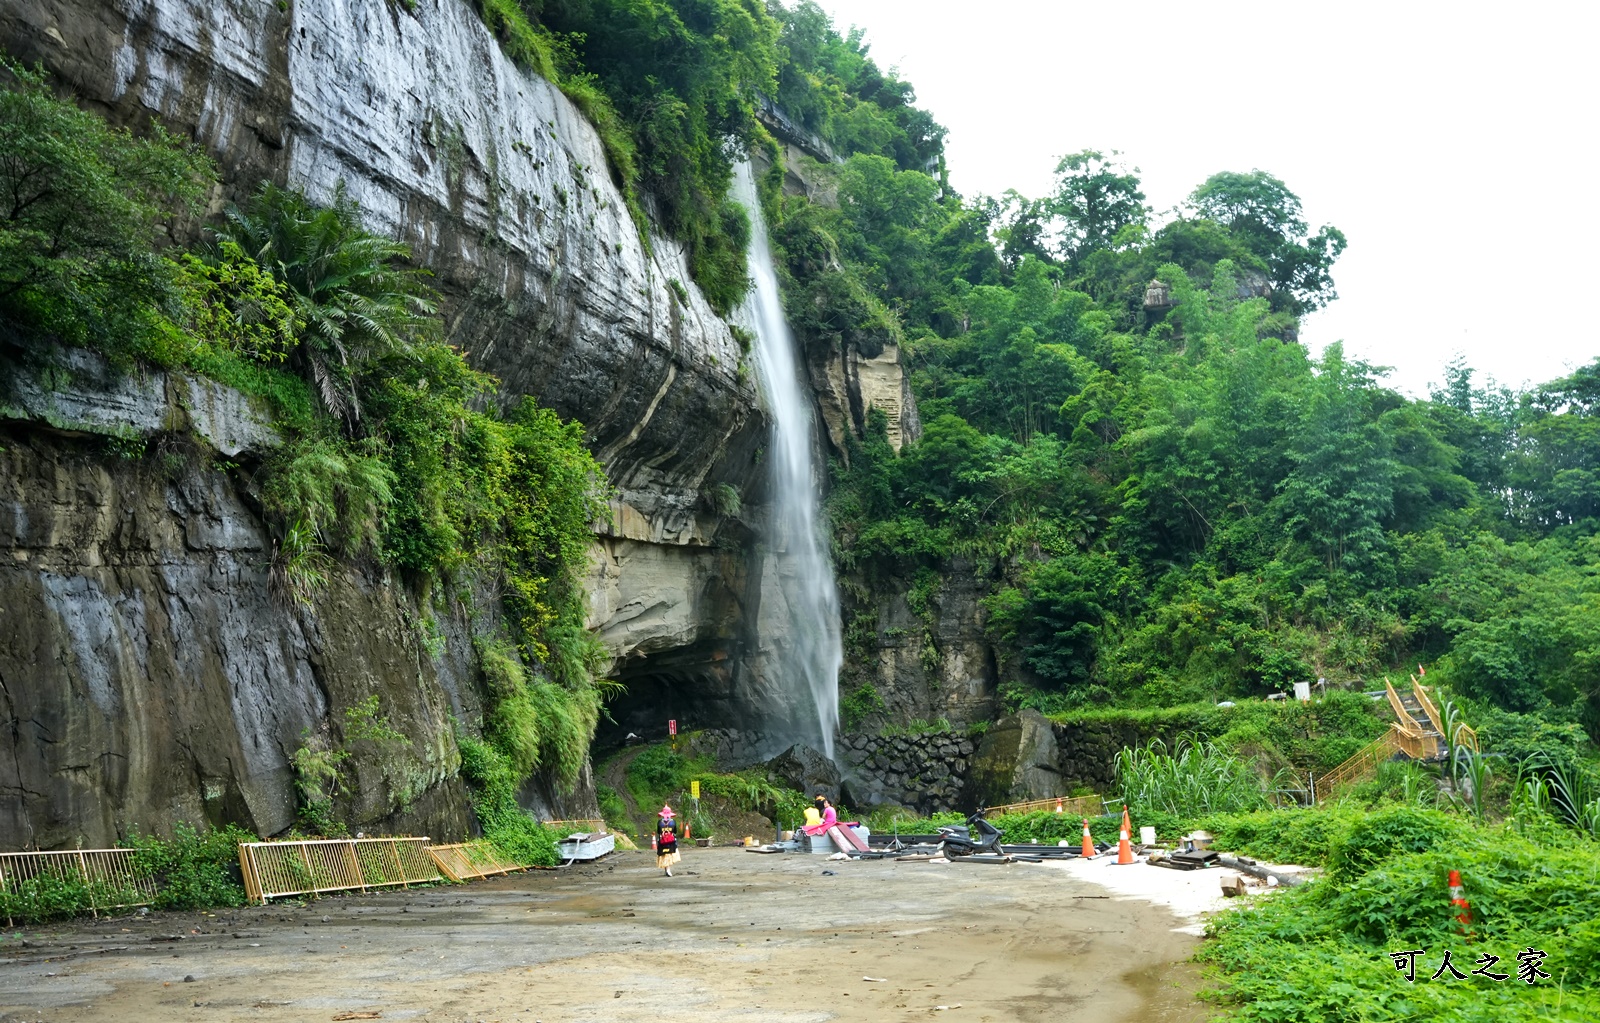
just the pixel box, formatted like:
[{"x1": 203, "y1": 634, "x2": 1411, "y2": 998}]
[{"x1": 802, "y1": 797, "x2": 837, "y2": 836}]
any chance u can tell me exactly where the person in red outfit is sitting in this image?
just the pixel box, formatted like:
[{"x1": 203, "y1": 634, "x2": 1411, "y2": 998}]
[{"x1": 654, "y1": 804, "x2": 681, "y2": 876}]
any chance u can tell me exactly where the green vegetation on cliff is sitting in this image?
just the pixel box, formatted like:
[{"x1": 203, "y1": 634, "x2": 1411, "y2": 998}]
[
  {"x1": 0, "y1": 59, "x2": 611, "y2": 835},
  {"x1": 471, "y1": 0, "x2": 944, "y2": 311}
]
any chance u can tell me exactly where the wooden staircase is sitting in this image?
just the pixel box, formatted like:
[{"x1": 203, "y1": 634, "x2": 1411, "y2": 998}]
[{"x1": 1313, "y1": 676, "x2": 1473, "y2": 803}]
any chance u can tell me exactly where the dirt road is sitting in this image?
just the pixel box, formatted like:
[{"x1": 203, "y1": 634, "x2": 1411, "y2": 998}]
[{"x1": 0, "y1": 849, "x2": 1205, "y2": 1022}]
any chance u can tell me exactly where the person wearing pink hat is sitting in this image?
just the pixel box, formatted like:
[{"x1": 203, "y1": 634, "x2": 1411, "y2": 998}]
[{"x1": 653, "y1": 804, "x2": 681, "y2": 876}]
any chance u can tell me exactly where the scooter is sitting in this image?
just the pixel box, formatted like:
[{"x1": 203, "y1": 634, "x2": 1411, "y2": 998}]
[{"x1": 935, "y1": 812, "x2": 1005, "y2": 857}]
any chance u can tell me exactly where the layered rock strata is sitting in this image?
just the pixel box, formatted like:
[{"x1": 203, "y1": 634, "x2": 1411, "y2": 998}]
[
  {"x1": 0, "y1": 0, "x2": 767, "y2": 684},
  {"x1": 0, "y1": 351, "x2": 541, "y2": 847}
]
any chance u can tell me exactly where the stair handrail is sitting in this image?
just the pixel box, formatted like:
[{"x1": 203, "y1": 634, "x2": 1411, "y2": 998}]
[
  {"x1": 1391, "y1": 723, "x2": 1433, "y2": 759},
  {"x1": 1385, "y1": 677, "x2": 1421, "y2": 730},
  {"x1": 1452, "y1": 722, "x2": 1480, "y2": 754},
  {"x1": 1411, "y1": 677, "x2": 1444, "y2": 734},
  {"x1": 1316, "y1": 727, "x2": 1403, "y2": 802}
]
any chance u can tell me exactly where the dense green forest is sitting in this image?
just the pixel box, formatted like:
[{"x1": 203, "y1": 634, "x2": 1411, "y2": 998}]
[
  {"x1": 6, "y1": 6, "x2": 1600, "y2": 1018},
  {"x1": 782, "y1": 131, "x2": 1600, "y2": 748},
  {"x1": 465, "y1": 0, "x2": 1600, "y2": 754}
]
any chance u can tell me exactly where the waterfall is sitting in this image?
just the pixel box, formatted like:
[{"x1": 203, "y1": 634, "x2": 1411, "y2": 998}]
[{"x1": 731, "y1": 162, "x2": 843, "y2": 759}]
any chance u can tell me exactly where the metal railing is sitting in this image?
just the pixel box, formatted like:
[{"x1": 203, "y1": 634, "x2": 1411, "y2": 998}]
[
  {"x1": 1411, "y1": 678, "x2": 1444, "y2": 735},
  {"x1": 238, "y1": 838, "x2": 440, "y2": 904},
  {"x1": 428, "y1": 841, "x2": 529, "y2": 882},
  {"x1": 1315, "y1": 728, "x2": 1403, "y2": 802},
  {"x1": 1385, "y1": 677, "x2": 1421, "y2": 730},
  {"x1": 982, "y1": 795, "x2": 1105, "y2": 817},
  {"x1": 0, "y1": 848, "x2": 156, "y2": 919}
]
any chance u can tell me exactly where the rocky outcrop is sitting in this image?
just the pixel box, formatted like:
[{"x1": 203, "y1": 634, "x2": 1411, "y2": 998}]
[
  {"x1": 965, "y1": 711, "x2": 1062, "y2": 808},
  {"x1": 838, "y1": 559, "x2": 999, "y2": 732},
  {"x1": 765, "y1": 744, "x2": 842, "y2": 803},
  {"x1": 811, "y1": 339, "x2": 922, "y2": 455}
]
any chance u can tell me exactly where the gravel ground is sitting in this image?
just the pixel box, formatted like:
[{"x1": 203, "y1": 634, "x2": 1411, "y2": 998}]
[
  {"x1": 1044, "y1": 854, "x2": 1302, "y2": 936},
  {"x1": 0, "y1": 848, "x2": 1209, "y2": 1023}
]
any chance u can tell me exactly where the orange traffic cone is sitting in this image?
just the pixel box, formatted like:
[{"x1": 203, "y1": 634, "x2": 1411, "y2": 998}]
[
  {"x1": 1081, "y1": 817, "x2": 1095, "y2": 858},
  {"x1": 1116, "y1": 807, "x2": 1135, "y2": 865},
  {"x1": 1055, "y1": 797, "x2": 1064, "y2": 814},
  {"x1": 1448, "y1": 870, "x2": 1473, "y2": 936}
]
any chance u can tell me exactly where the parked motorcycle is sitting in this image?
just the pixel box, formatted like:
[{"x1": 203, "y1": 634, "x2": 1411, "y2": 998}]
[{"x1": 935, "y1": 812, "x2": 1005, "y2": 857}]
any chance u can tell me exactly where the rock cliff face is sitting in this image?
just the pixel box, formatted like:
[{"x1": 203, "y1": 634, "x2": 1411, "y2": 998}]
[
  {"x1": 0, "y1": 0, "x2": 768, "y2": 680},
  {"x1": 838, "y1": 558, "x2": 1000, "y2": 734},
  {"x1": 0, "y1": 0, "x2": 940, "y2": 846},
  {"x1": 0, "y1": 351, "x2": 498, "y2": 847},
  {"x1": 0, "y1": 0, "x2": 772, "y2": 845}
]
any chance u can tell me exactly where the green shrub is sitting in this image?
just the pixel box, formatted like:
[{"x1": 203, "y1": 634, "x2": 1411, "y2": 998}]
[
  {"x1": 0, "y1": 872, "x2": 143, "y2": 925},
  {"x1": 1202, "y1": 805, "x2": 1600, "y2": 1021},
  {"x1": 840, "y1": 682, "x2": 886, "y2": 731},
  {"x1": 1205, "y1": 805, "x2": 1366, "y2": 867},
  {"x1": 457, "y1": 734, "x2": 560, "y2": 867},
  {"x1": 127, "y1": 823, "x2": 253, "y2": 910},
  {"x1": 1327, "y1": 806, "x2": 1470, "y2": 881},
  {"x1": 596, "y1": 785, "x2": 630, "y2": 831},
  {"x1": 0, "y1": 58, "x2": 211, "y2": 360},
  {"x1": 220, "y1": 181, "x2": 436, "y2": 425}
]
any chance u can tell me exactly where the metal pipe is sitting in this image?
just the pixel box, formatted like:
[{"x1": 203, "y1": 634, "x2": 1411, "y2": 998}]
[{"x1": 1216, "y1": 854, "x2": 1307, "y2": 888}]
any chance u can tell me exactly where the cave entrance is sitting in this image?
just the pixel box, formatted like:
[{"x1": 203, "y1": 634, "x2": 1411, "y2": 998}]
[{"x1": 595, "y1": 653, "x2": 753, "y2": 759}]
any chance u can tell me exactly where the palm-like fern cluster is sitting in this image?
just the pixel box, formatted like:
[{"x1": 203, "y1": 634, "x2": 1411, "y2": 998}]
[{"x1": 220, "y1": 182, "x2": 436, "y2": 426}]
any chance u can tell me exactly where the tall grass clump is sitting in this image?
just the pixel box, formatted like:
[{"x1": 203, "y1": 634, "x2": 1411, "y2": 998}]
[{"x1": 1116, "y1": 736, "x2": 1279, "y2": 818}]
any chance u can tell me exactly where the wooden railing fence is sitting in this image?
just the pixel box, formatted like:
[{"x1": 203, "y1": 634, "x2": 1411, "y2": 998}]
[
  {"x1": 0, "y1": 848, "x2": 156, "y2": 921},
  {"x1": 428, "y1": 841, "x2": 529, "y2": 882},
  {"x1": 982, "y1": 795, "x2": 1105, "y2": 817},
  {"x1": 238, "y1": 838, "x2": 440, "y2": 904}
]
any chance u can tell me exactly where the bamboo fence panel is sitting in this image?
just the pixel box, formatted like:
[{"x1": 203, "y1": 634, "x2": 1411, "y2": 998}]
[
  {"x1": 428, "y1": 841, "x2": 528, "y2": 882},
  {"x1": 982, "y1": 794, "x2": 1105, "y2": 817},
  {"x1": 238, "y1": 838, "x2": 439, "y2": 904},
  {"x1": 0, "y1": 848, "x2": 156, "y2": 916}
]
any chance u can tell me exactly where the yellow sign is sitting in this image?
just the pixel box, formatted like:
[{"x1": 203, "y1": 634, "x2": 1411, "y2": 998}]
[{"x1": 691, "y1": 780, "x2": 700, "y2": 799}]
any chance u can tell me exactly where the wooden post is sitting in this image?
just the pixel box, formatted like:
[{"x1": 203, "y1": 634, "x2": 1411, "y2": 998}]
[
  {"x1": 388, "y1": 840, "x2": 407, "y2": 889},
  {"x1": 346, "y1": 841, "x2": 366, "y2": 892}
]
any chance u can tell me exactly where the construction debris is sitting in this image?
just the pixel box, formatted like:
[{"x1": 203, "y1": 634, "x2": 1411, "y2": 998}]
[{"x1": 1216, "y1": 854, "x2": 1307, "y2": 888}]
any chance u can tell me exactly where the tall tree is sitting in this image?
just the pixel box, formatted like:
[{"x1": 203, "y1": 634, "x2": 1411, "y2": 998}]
[{"x1": 1188, "y1": 169, "x2": 1346, "y2": 314}]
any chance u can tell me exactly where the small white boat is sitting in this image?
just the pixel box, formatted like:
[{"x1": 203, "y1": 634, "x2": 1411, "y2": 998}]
[{"x1": 557, "y1": 831, "x2": 615, "y2": 862}]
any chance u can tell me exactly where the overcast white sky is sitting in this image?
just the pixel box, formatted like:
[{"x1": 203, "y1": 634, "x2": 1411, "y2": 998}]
[{"x1": 815, "y1": 0, "x2": 1598, "y2": 397}]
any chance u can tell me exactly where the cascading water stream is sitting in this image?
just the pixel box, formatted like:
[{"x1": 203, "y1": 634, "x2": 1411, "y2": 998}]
[{"x1": 730, "y1": 162, "x2": 843, "y2": 759}]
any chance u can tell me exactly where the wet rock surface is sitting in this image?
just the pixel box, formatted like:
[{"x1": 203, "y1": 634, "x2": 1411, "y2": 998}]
[
  {"x1": 966, "y1": 711, "x2": 1065, "y2": 809},
  {"x1": 0, "y1": 420, "x2": 479, "y2": 846},
  {"x1": 763, "y1": 743, "x2": 842, "y2": 802}
]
